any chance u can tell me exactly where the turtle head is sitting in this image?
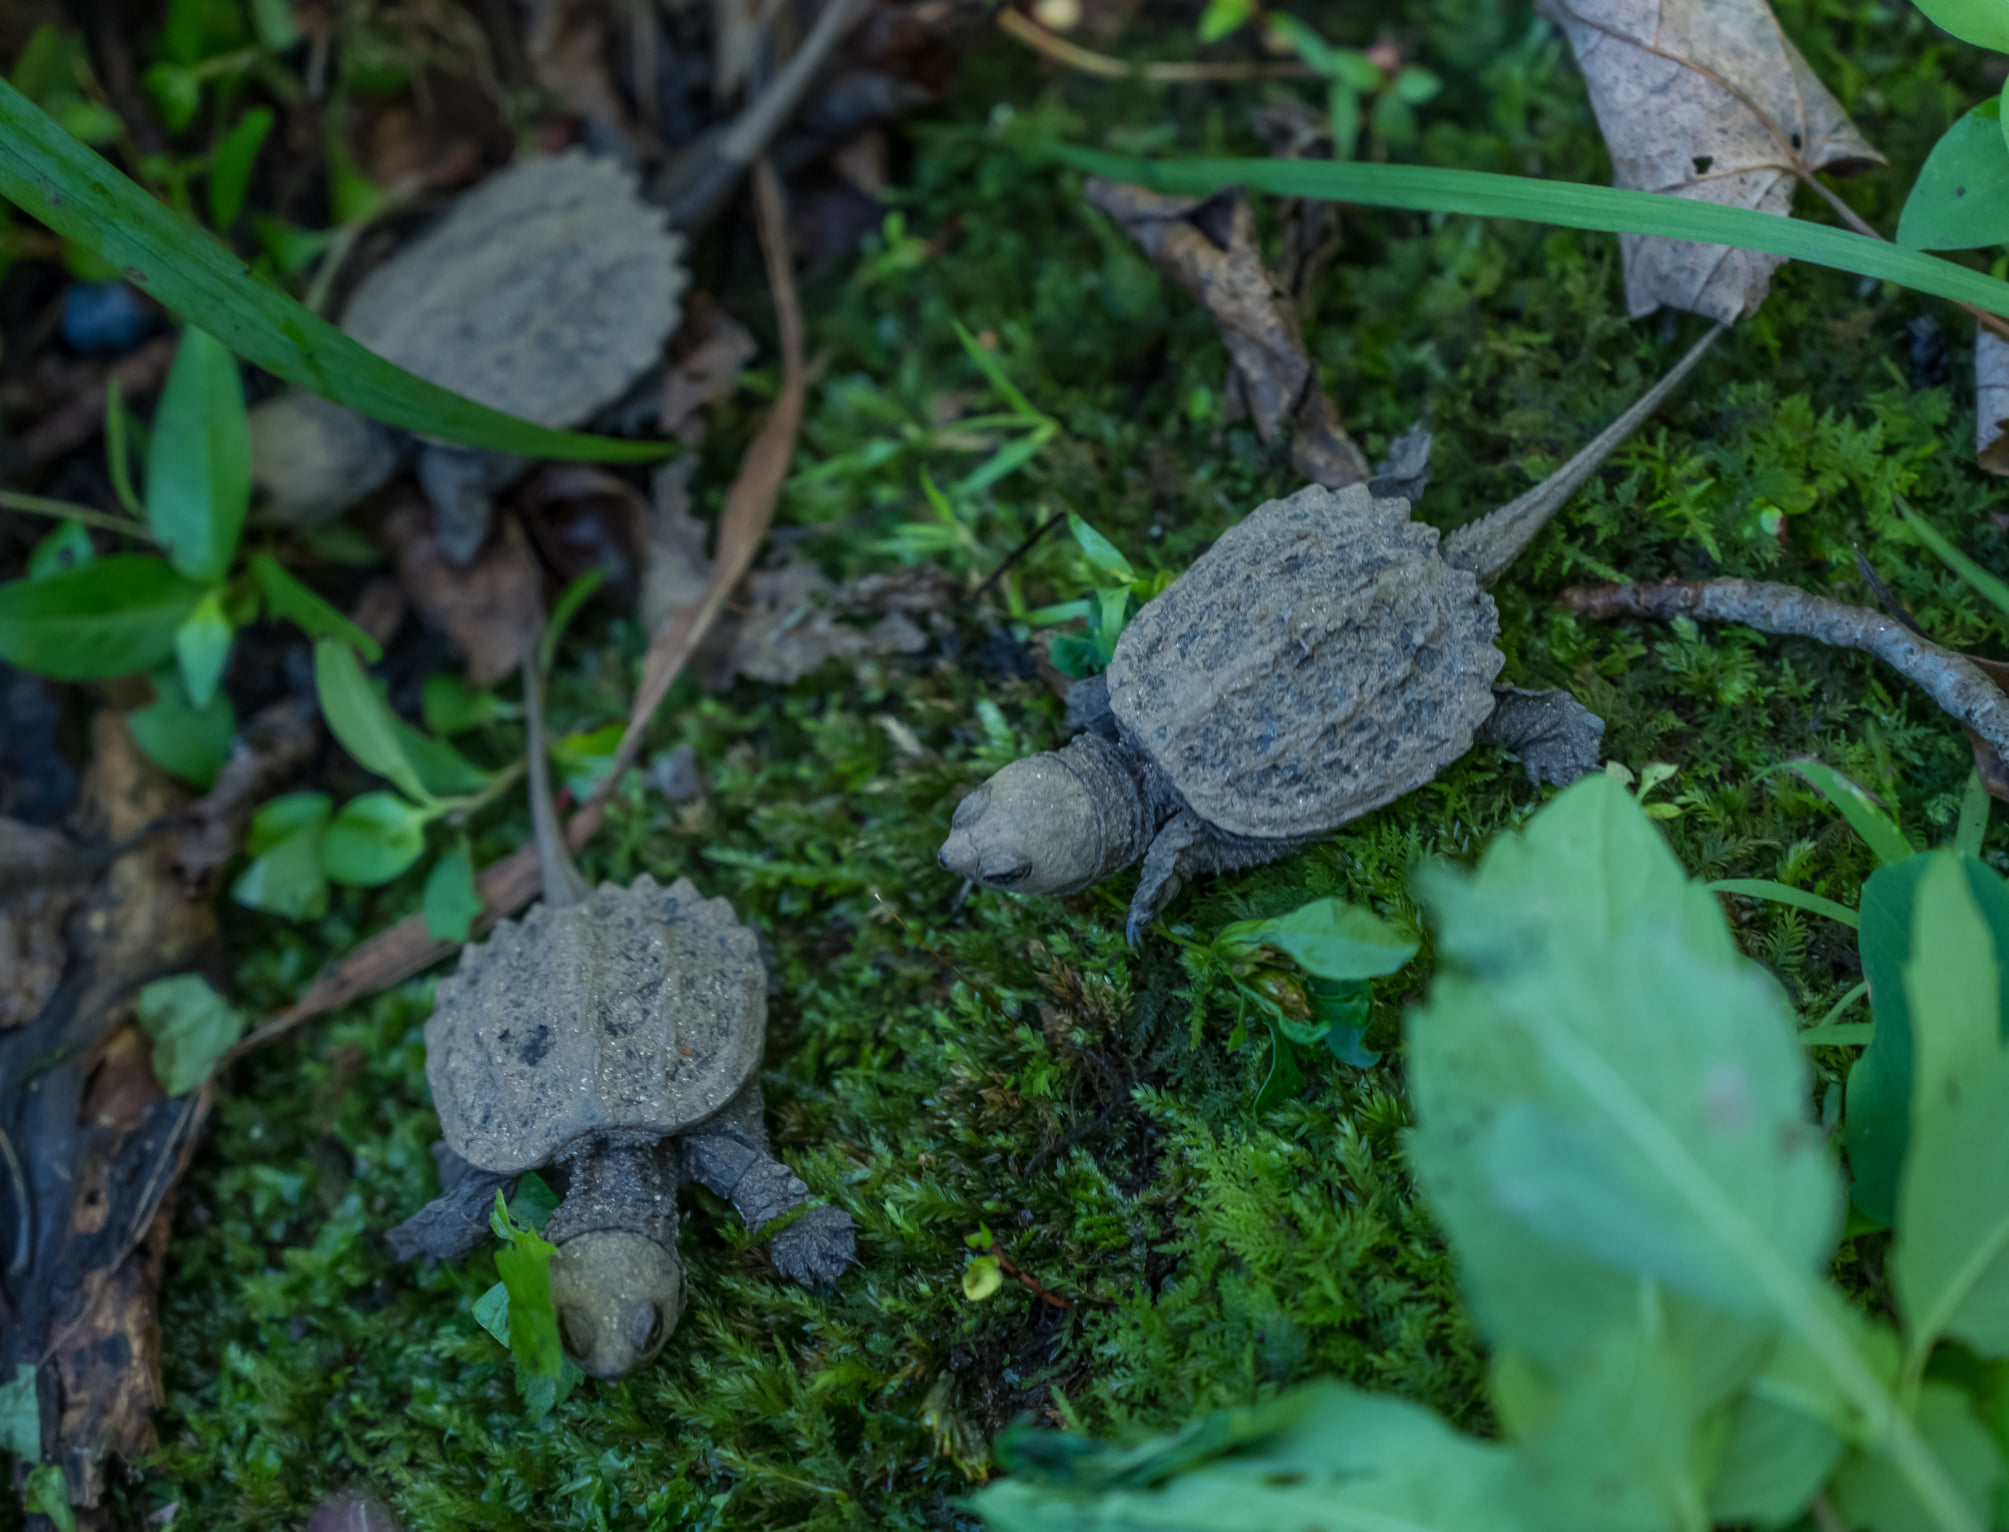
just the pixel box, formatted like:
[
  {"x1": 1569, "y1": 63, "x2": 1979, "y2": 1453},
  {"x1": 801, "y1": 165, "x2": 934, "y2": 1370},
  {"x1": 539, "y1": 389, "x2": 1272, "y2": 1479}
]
[
  {"x1": 939, "y1": 744, "x2": 1143, "y2": 896},
  {"x1": 551, "y1": 1230, "x2": 685, "y2": 1379}
]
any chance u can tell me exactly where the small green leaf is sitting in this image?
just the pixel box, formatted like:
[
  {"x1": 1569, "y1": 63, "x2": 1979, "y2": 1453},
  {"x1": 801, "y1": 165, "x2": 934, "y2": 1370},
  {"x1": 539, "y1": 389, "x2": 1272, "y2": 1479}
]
[
  {"x1": 1899, "y1": 497, "x2": 2009, "y2": 631},
  {"x1": 26, "y1": 1464, "x2": 74, "y2": 1532},
  {"x1": 951, "y1": 319, "x2": 1042, "y2": 420},
  {"x1": 422, "y1": 673, "x2": 519, "y2": 735},
  {"x1": 207, "y1": 107, "x2": 271, "y2": 231},
  {"x1": 146, "y1": 327, "x2": 249, "y2": 584},
  {"x1": 422, "y1": 838, "x2": 483, "y2": 942},
  {"x1": 1251, "y1": 1015, "x2": 1306, "y2": 1111},
  {"x1": 510, "y1": 1172, "x2": 560, "y2": 1232},
  {"x1": 142, "y1": 62, "x2": 200, "y2": 133},
  {"x1": 539, "y1": 567, "x2": 607, "y2": 675},
  {"x1": 492, "y1": 1197, "x2": 564, "y2": 1380},
  {"x1": 248, "y1": 0, "x2": 299, "y2": 48},
  {"x1": 314, "y1": 639, "x2": 431, "y2": 803},
  {"x1": 230, "y1": 792, "x2": 331, "y2": 920},
  {"x1": 0, "y1": 1362, "x2": 38, "y2": 1459},
  {"x1": 249, "y1": 554, "x2": 381, "y2": 660},
  {"x1": 1218, "y1": 898, "x2": 1419, "y2": 981},
  {"x1": 135, "y1": 972, "x2": 247, "y2": 1095},
  {"x1": 963, "y1": 1256, "x2": 1004, "y2": 1301},
  {"x1": 395, "y1": 720, "x2": 491, "y2": 797},
  {"x1": 1066, "y1": 512, "x2": 1136, "y2": 581},
  {"x1": 1708, "y1": 878, "x2": 1860, "y2": 928},
  {"x1": 1909, "y1": 0, "x2": 2009, "y2": 55},
  {"x1": 251, "y1": 214, "x2": 337, "y2": 278},
  {"x1": 1774, "y1": 760, "x2": 1916, "y2": 867},
  {"x1": 472, "y1": 1280, "x2": 510, "y2": 1345},
  {"x1": 173, "y1": 587, "x2": 236, "y2": 709},
  {"x1": 1899, "y1": 101, "x2": 2009, "y2": 251},
  {"x1": 320, "y1": 792, "x2": 429, "y2": 887},
  {"x1": 27, "y1": 521, "x2": 95, "y2": 581},
  {"x1": 105, "y1": 377, "x2": 146, "y2": 518},
  {"x1": 554, "y1": 723, "x2": 624, "y2": 801},
  {"x1": 1195, "y1": 0, "x2": 1253, "y2": 43},
  {"x1": 0, "y1": 556, "x2": 205, "y2": 679},
  {"x1": 129, "y1": 664, "x2": 235, "y2": 789}
]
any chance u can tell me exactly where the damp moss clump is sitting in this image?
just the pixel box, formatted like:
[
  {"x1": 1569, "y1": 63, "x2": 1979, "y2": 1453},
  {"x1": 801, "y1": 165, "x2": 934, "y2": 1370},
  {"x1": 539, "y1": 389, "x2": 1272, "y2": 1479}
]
[{"x1": 141, "y1": 0, "x2": 2008, "y2": 1526}]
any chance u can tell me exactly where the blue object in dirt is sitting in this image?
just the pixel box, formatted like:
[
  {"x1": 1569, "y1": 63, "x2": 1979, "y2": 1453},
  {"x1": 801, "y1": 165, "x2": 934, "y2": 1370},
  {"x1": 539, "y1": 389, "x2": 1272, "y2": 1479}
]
[{"x1": 60, "y1": 282, "x2": 154, "y2": 355}]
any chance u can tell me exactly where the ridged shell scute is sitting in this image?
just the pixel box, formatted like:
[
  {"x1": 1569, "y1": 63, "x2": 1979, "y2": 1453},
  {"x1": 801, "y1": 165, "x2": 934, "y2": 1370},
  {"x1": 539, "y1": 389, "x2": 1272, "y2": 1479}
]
[
  {"x1": 426, "y1": 876, "x2": 764, "y2": 1174},
  {"x1": 1107, "y1": 483, "x2": 1503, "y2": 839}
]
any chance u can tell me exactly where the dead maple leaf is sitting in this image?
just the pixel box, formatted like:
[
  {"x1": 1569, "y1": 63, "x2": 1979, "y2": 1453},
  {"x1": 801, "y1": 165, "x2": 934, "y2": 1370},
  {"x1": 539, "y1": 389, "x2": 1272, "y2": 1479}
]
[
  {"x1": 1085, "y1": 179, "x2": 1368, "y2": 489},
  {"x1": 1540, "y1": 0, "x2": 1881, "y2": 322}
]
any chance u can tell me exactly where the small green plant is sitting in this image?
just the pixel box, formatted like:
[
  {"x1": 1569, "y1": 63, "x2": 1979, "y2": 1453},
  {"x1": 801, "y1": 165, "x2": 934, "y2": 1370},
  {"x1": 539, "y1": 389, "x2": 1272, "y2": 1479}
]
[
  {"x1": 472, "y1": 1175, "x2": 584, "y2": 1420},
  {"x1": 980, "y1": 773, "x2": 2009, "y2": 1532},
  {"x1": 1022, "y1": 512, "x2": 1176, "y2": 677}
]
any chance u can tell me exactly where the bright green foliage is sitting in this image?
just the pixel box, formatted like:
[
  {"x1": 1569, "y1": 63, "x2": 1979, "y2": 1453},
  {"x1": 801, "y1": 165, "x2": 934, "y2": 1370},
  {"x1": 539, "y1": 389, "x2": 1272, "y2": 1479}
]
[
  {"x1": 0, "y1": 555, "x2": 204, "y2": 679},
  {"x1": 146, "y1": 327, "x2": 248, "y2": 586},
  {"x1": 26, "y1": 521, "x2": 94, "y2": 581},
  {"x1": 250, "y1": 555, "x2": 382, "y2": 662},
  {"x1": 231, "y1": 793, "x2": 333, "y2": 921},
  {"x1": 1912, "y1": 0, "x2": 2009, "y2": 53},
  {"x1": 422, "y1": 674, "x2": 520, "y2": 736},
  {"x1": 422, "y1": 839, "x2": 483, "y2": 943},
  {"x1": 322, "y1": 792, "x2": 430, "y2": 887},
  {"x1": 1899, "y1": 99, "x2": 2009, "y2": 250},
  {"x1": 316, "y1": 640, "x2": 433, "y2": 805},
  {"x1": 129, "y1": 664, "x2": 236, "y2": 790},
  {"x1": 25, "y1": 1465, "x2": 74, "y2": 1532},
  {"x1": 136, "y1": 973, "x2": 248, "y2": 1096}
]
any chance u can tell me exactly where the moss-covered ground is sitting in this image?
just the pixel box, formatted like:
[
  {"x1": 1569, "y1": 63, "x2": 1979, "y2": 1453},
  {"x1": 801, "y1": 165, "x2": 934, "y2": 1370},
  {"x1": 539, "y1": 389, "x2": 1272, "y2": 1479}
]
[{"x1": 132, "y1": 1, "x2": 2009, "y2": 1525}]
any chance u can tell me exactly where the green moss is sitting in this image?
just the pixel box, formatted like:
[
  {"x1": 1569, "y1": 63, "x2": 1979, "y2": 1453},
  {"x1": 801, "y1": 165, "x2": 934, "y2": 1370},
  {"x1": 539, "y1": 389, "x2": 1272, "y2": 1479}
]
[{"x1": 136, "y1": 0, "x2": 2009, "y2": 1525}]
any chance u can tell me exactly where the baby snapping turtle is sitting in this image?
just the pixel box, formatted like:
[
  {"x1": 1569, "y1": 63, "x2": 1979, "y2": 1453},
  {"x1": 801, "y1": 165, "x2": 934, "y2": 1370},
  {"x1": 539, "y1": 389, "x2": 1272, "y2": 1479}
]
[
  {"x1": 250, "y1": 150, "x2": 688, "y2": 559},
  {"x1": 390, "y1": 665, "x2": 852, "y2": 1378},
  {"x1": 940, "y1": 327, "x2": 1722, "y2": 942}
]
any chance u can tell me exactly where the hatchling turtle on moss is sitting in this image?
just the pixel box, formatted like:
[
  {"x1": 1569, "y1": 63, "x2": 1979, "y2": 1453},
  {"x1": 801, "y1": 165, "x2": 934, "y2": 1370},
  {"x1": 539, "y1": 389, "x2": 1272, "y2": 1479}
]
[
  {"x1": 939, "y1": 325, "x2": 1724, "y2": 943},
  {"x1": 249, "y1": 150, "x2": 689, "y2": 560},
  {"x1": 389, "y1": 660, "x2": 852, "y2": 1379}
]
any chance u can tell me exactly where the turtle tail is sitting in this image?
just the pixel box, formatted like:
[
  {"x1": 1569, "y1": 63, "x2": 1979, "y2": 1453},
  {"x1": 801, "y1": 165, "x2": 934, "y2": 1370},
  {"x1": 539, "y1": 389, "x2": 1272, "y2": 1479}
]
[{"x1": 524, "y1": 633, "x2": 592, "y2": 908}]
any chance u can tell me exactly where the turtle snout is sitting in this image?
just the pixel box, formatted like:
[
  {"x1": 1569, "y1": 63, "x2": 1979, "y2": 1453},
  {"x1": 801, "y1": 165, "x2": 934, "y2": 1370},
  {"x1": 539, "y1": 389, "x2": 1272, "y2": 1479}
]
[
  {"x1": 550, "y1": 1230, "x2": 684, "y2": 1379},
  {"x1": 938, "y1": 786, "x2": 991, "y2": 879}
]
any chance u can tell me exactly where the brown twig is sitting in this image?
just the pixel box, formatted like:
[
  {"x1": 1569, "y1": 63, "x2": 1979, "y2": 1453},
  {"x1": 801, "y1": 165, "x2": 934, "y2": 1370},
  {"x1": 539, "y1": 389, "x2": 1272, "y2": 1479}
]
[
  {"x1": 996, "y1": 8, "x2": 1313, "y2": 82},
  {"x1": 1557, "y1": 576, "x2": 2009, "y2": 757},
  {"x1": 976, "y1": 1232, "x2": 1076, "y2": 1309},
  {"x1": 234, "y1": 157, "x2": 808, "y2": 1060}
]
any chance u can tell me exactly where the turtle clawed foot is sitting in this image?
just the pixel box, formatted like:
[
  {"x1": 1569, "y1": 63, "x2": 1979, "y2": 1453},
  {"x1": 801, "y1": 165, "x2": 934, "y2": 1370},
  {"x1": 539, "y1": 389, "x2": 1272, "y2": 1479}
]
[
  {"x1": 769, "y1": 1204, "x2": 857, "y2": 1287},
  {"x1": 1483, "y1": 687, "x2": 1606, "y2": 789}
]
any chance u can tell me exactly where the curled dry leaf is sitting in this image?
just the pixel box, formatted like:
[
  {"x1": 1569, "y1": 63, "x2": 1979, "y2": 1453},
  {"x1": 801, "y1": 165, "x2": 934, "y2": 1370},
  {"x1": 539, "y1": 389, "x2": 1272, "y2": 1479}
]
[
  {"x1": 381, "y1": 500, "x2": 543, "y2": 686},
  {"x1": 661, "y1": 297, "x2": 760, "y2": 442},
  {"x1": 1539, "y1": 0, "x2": 1881, "y2": 322},
  {"x1": 730, "y1": 558, "x2": 956, "y2": 684},
  {"x1": 0, "y1": 714, "x2": 217, "y2": 1517},
  {"x1": 1977, "y1": 322, "x2": 2009, "y2": 474},
  {"x1": 1084, "y1": 179, "x2": 1369, "y2": 489}
]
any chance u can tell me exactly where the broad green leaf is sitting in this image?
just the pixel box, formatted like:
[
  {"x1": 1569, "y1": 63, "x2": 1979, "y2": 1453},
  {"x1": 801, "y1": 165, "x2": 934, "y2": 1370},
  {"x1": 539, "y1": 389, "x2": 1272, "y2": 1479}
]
[
  {"x1": 1899, "y1": 497, "x2": 2009, "y2": 629},
  {"x1": 1895, "y1": 1049, "x2": 2009, "y2": 1360},
  {"x1": 422, "y1": 673, "x2": 518, "y2": 736},
  {"x1": 1032, "y1": 146, "x2": 2009, "y2": 322},
  {"x1": 248, "y1": 554, "x2": 381, "y2": 661},
  {"x1": 1217, "y1": 898, "x2": 1419, "y2": 981},
  {"x1": 472, "y1": 1278, "x2": 581, "y2": 1419},
  {"x1": 0, "y1": 555, "x2": 204, "y2": 679},
  {"x1": 1848, "y1": 857, "x2": 2009, "y2": 1225},
  {"x1": 314, "y1": 639, "x2": 430, "y2": 803},
  {"x1": 1908, "y1": 853, "x2": 2004, "y2": 1118},
  {"x1": 1957, "y1": 770, "x2": 1993, "y2": 860},
  {"x1": 320, "y1": 792, "x2": 429, "y2": 886},
  {"x1": 538, "y1": 568, "x2": 607, "y2": 675},
  {"x1": 129, "y1": 665, "x2": 235, "y2": 789},
  {"x1": 1774, "y1": 761, "x2": 1915, "y2": 867},
  {"x1": 1067, "y1": 512, "x2": 1135, "y2": 581},
  {"x1": 1909, "y1": 0, "x2": 2009, "y2": 53},
  {"x1": 1708, "y1": 1328, "x2": 1850, "y2": 1525},
  {"x1": 146, "y1": 327, "x2": 248, "y2": 584},
  {"x1": 0, "y1": 1362, "x2": 37, "y2": 1459},
  {"x1": 1898, "y1": 101, "x2": 2009, "y2": 251},
  {"x1": 135, "y1": 972, "x2": 247, "y2": 1095},
  {"x1": 422, "y1": 838, "x2": 483, "y2": 942},
  {"x1": 0, "y1": 78, "x2": 674, "y2": 459},
  {"x1": 173, "y1": 587, "x2": 235, "y2": 709},
  {"x1": 395, "y1": 720, "x2": 490, "y2": 797},
  {"x1": 207, "y1": 107, "x2": 271, "y2": 232},
  {"x1": 976, "y1": 1382, "x2": 1527, "y2": 1532},
  {"x1": 1832, "y1": 1384, "x2": 2002, "y2": 1532},
  {"x1": 27, "y1": 521, "x2": 95, "y2": 581},
  {"x1": 1708, "y1": 878, "x2": 1859, "y2": 929},
  {"x1": 26, "y1": 1464, "x2": 74, "y2": 1532}
]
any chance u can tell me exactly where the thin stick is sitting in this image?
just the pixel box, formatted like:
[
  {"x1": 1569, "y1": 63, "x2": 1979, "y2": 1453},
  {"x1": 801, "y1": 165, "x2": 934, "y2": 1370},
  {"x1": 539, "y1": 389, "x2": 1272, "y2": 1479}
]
[
  {"x1": 1558, "y1": 577, "x2": 2009, "y2": 758},
  {"x1": 233, "y1": 157, "x2": 807, "y2": 1059},
  {"x1": 996, "y1": 9, "x2": 1313, "y2": 82},
  {"x1": 0, "y1": 490, "x2": 153, "y2": 539}
]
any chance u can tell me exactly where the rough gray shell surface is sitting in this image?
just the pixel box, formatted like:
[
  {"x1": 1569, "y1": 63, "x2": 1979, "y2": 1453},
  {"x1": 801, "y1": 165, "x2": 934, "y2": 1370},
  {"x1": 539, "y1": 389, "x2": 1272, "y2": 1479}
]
[
  {"x1": 342, "y1": 150, "x2": 689, "y2": 428},
  {"x1": 1107, "y1": 482, "x2": 1502, "y2": 840},
  {"x1": 427, "y1": 875, "x2": 764, "y2": 1175}
]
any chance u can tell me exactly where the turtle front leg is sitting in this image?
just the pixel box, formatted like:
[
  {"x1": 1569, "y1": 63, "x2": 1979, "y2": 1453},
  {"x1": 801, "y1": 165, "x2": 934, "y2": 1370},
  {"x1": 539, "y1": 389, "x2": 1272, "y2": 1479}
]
[
  {"x1": 1127, "y1": 813, "x2": 1304, "y2": 946},
  {"x1": 1477, "y1": 685, "x2": 1605, "y2": 788},
  {"x1": 387, "y1": 1143, "x2": 512, "y2": 1262},
  {"x1": 684, "y1": 1087, "x2": 855, "y2": 1286}
]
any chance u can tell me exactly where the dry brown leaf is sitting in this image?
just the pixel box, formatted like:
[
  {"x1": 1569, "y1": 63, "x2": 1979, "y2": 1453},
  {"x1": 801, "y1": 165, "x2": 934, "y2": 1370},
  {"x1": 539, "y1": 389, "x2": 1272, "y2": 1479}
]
[
  {"x1": 1251, "y1": 99, "x2": 1343, "y2": 313},
  {"x1": 518, "y1": 465, "x2": 649, "y2": 604},
  {"x1": 1977, "y1": 323, "x2": 2009, "y2": 475},
  {"x1": 381, "y1": 501, "x2": 543, "y2": 687},
  {"x1": 1539, "y1": 0, "x2": 1881, "y2": 322},
  {"x1": 730, "y1": 559, "x2": 954, "y2": 684},
  {"x1": 0, "y1": 819, "x2": 78, "y2": 1029},
  {"x1": 525, "y1": 0, "x2": 634, "y2": 136},
  {"x1": 1084, "y1": 179, "x2": 1368, "y2": 489},
  {"x1": 661, "y1": 296, "x2": 760, "y2": 441},
  {"x1": 170, "y1": 697, "x2": 320, "y2": 895},
  {"x1": 238, "y1": 159, "x2": 808, "y2": 1059}
]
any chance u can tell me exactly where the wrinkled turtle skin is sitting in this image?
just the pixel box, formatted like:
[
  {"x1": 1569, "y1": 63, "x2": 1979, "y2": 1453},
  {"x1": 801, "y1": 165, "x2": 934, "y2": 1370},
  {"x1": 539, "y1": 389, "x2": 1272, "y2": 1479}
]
[{"x1": 390, "y1": 875, "x2": 855, "y2": 1379}]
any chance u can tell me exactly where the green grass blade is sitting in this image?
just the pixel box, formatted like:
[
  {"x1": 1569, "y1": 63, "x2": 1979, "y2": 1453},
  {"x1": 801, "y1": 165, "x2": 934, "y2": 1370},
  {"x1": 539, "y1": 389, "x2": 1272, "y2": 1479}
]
[
  {"x1": 1897, "y1": 495, "x2": 2009, "y2": 628},
  {"x1": 1042, "y1": 146, "x2": 2009, "y2": 320},
  {"x1": 0, "y1": 78, "x2": 671, "y2": 462},
  {"x1": 1708, "y1": 878, "x2": 1861, "y2": 929}
]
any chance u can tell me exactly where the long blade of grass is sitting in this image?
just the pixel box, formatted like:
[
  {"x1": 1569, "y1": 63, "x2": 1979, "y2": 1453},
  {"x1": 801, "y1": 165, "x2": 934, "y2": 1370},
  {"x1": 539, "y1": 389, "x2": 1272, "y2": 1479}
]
[
  {"x1": 1707, "y1": 878, "x2": 1861, "y2": 929},
  {"x1": 1040, "y1": 147, "x2": 2009, "y2": 320},
  {"x1": 1897, "y1": 495, "x2": 2009, "y2": 628},
  {"x1": 0, "y1": 79, "x2": 670, "y2": 462}
]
